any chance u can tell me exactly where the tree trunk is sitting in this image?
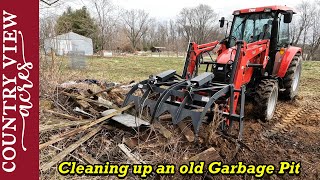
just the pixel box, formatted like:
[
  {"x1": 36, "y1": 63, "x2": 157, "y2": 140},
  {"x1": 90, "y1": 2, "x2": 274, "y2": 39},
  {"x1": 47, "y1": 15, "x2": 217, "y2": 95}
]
[{"x1": 294, "y1": 27, "x2": 303, "y2": 45}]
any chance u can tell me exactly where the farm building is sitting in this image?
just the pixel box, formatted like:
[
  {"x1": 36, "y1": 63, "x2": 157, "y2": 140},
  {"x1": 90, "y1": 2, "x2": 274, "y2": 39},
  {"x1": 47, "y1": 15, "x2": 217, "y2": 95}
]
[
  {"x1": 44, "y1": 32, "x2": 93, "y2": 56},
  {"x1": 150, "y1": 46, "x2": 166, "y2": 52}
]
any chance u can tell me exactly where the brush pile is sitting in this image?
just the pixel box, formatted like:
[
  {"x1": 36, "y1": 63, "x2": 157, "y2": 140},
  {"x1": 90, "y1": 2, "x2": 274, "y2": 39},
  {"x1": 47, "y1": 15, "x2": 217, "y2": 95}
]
[{"x1": 39, "y1": 79, "x2": 237, "y2": 179}]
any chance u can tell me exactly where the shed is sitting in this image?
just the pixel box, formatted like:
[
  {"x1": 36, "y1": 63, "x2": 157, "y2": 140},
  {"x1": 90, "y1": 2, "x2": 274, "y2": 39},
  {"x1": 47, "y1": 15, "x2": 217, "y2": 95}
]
[
  {"x1": 44, "y1": 32, "x2": 93, "y2": 56},
  {"x1": 150, "y1": 46, "x2": 166, "y2": 52}
]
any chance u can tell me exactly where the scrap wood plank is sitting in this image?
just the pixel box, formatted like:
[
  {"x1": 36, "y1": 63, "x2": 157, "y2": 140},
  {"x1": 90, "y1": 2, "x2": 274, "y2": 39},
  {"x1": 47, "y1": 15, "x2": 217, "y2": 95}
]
[
  {"x1": 118, "y1": 144, "x2": 145, "y2": 164},
  {"x1": 40, "y1": 126, "x2": 102, "y2": 172},
  {"x1": 152, "y1": 121, "x2": 172, "y2": 139},
  {"x1": 75, "y1": 99, "x2": 100, "y2": 115},
  {"x1": 186, "y1": 147, "x2": 219, "y2": 163},
  {"x1": 85, "y1": 89, "x2": 109, "y2": 98},
  {"x1": 159, "y1": 114, "x2": 172, "y2": 121},
  {"x1": 62, "y1": 92, "x2": 119, "y2": 109},
  {"x1": 78, "y1": 152, "x2": 102, "y2": 164},
  {"x1": 43, "y1": 109, "x2": 80, "y2": 121},
  {"x1": 85, "y1": 85, "x2": 118, "y2": 98},
  {"x1": 40, "y1": 120, "x2": 91, "y2": 133},
  {"x1": 177, "y1": 122, "x2": 195, "y2": 142},
  {"x1": 39, "y1": 103, "x2": 134, "y2": 150},
  {"x1": 77, "y1": 99, "x2": 91, "y2": 109}
]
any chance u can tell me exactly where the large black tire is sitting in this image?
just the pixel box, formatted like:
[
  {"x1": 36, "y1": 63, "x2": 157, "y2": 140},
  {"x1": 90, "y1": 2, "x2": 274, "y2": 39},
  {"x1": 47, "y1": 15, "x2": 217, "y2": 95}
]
[
  {"x1": 280, "y1": 55, "x2": 302, "y2": 100},
  {"x1": 254, "y1": 79, "x2": 279, "y2": 122}
]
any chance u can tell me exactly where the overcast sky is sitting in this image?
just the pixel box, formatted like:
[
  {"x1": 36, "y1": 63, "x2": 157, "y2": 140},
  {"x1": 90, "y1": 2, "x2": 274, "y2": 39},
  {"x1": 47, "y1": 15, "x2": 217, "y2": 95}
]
[
  {"x1": 115, "y1": 0, "x2": 301, "y2": 18},
  {"x1": 40, "y1": 0, "x2": 302, "y2": 18}
]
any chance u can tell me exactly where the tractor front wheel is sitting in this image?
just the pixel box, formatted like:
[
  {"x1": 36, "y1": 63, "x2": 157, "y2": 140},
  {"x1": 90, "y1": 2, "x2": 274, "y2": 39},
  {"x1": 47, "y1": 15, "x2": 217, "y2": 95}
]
[
  {"x1": 280, "y1": 55, "x2": 302, "y2": 100},
  {"x1": 254, "y1": 79, "x2": 279, "y2": 122}
]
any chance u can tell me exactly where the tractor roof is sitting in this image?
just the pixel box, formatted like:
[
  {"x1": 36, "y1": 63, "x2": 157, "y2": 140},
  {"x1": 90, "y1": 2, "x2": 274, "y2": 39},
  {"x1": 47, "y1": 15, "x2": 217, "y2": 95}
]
[{"x1": 233, "y1": 5, "x2": 296, "y2": 15}]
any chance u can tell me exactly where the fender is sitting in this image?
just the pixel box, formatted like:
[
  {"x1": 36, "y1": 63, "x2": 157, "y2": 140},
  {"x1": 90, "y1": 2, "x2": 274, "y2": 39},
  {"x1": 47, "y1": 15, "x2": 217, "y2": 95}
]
[{"x1": 277, "y1": 46, "x2": 302, "y2": 77}]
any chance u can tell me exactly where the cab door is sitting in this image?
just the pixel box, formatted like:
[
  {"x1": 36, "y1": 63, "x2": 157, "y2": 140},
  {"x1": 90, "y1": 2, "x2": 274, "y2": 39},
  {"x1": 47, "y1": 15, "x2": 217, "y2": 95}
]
[{"x1": 273, "y1": 14, "x2": 290, "y2": 75}]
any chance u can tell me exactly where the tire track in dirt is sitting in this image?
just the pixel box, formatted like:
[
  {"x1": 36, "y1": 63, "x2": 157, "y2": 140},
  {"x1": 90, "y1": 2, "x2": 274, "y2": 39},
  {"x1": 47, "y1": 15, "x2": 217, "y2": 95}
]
[{"x1": 262, "y1": 97, "x2": 319, "y2": 137}]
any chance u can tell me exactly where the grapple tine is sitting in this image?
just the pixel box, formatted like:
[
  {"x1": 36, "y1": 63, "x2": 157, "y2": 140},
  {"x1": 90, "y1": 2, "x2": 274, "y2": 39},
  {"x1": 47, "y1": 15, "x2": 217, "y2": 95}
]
[
  {"x1": 122, "y1": 79, "x2": 149, "y2": 107},
  {"x1": 195, "y1": 85, "x2": 230, "y2": 133},
  {"x1": 122, "y1": 70, "x2": 248, "y2": 143},
  {"x1": 136, "y1": 88, "x2": 151, "y2": 111},
  {"x1": 172, "y1": 95, "x2": 190, "y2": 124},
  {"x1": 151, "y1": 80, "x2": 187, "y2": 122}
]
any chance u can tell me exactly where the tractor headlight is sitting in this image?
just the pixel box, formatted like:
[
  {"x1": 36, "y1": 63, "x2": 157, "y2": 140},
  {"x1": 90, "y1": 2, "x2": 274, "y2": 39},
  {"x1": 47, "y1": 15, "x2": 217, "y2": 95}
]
[{"x1": 279, "y1": 47, "x2": 285, "y2": 55}]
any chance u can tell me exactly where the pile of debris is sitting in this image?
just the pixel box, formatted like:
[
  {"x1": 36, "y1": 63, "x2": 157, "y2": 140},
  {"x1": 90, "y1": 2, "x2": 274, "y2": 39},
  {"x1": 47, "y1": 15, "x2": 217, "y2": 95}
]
[{"x1": 39, "y1": 79, "x2": 234, "y2": 179}]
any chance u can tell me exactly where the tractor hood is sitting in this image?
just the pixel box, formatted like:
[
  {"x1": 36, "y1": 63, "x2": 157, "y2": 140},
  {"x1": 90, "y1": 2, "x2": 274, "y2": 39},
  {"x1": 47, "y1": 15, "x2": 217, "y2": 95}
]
[
  {"x1": 216, "y1": 41, "x2": 269, "y2": 65},
  {"x1": 216, "y1": 47, "x2": 237, "y2": 64}
]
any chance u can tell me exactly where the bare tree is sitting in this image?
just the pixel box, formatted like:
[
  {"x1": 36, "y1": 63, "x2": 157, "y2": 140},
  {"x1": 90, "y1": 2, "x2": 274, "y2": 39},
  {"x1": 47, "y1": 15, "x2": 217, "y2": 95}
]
[
  {"x1": 290, "y1": 18, "x2": 300, "y2": 45},
  {"x1": 150, "y1": 21, "x2": 169, "y2": 47},
  {"x1": 122, "y1": 9, "x2": 151, "y2": 51},
  {"x1": 291, "y1": 0, "x2": 320, "y2": 60},
  {"x1": 168, "y1": 20, "x2": 179, "y2": 52},
  {"x1": 306, "y1": 1, "x2": 320, "y2": 60},
  {"x1": 177, "y1": 4, "x2": 219, "y2": 44},
  {"x1": 40, "y1": 15, "x2": 57, "y2": 52},
  {"x1": 293, "y1": 1, "x2": 314, "y2": 48},
  {"x1": 93, "y1": 0, "x2": 119, "y2": 51}
]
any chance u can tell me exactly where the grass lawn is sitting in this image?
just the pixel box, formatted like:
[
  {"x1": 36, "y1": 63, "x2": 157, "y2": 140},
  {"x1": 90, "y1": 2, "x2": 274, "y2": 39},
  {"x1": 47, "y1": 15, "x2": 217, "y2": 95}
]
[
  {"x1": 52, "y1": 56, "x2": 320, "y2": 96},
  {"x1": 57, "y1": 56, "x2": 185, "y2": 83},
  {"x1": 299, "y1": 60, "x2": 320, "y2": 96}
]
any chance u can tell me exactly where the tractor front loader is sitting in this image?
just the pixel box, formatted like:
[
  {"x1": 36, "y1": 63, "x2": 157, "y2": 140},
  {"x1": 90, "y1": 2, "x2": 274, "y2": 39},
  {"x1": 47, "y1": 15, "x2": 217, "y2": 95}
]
[{"x1": 122, "y1": 6, "x2": 302, "y2": 141}]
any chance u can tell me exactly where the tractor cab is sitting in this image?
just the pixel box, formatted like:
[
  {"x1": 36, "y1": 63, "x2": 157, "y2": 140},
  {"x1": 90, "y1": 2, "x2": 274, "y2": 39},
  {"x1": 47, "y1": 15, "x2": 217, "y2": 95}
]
[
  {"x1": 221, "y1": 6, "x2": 294, "y2": 48},
  {"x1": 229, "y1": 12, "x2": 274, "y2": 45},
  {"x1": 216, "y1": 6, "x2": 298, "y2": 80}
]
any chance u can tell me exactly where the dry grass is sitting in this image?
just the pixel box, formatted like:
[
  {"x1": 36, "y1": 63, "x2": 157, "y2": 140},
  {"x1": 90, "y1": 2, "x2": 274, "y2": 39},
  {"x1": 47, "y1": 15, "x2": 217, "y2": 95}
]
[
  {"x1": 300, "y1": 61, "x2": 320, "y2": 97},
  {"x1": 56, "y1": 56, "x2": 185, "y2": 83},
  {"x1": 45, "y1": 55, "x2": 320, "y2": 84}
]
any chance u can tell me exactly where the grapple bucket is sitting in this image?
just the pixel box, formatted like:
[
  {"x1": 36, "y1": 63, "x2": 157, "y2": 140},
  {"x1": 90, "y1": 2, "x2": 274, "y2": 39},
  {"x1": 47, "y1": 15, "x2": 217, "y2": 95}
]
[{"x1": 122, "y1": 70, "x2": 240, "y2": 137}]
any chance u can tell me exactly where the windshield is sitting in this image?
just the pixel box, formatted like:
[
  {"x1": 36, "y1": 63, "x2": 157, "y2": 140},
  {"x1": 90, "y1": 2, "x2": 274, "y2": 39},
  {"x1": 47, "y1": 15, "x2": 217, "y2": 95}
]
[{"x1": 229, "y1": 12, "x2": 275, "y2": 46}]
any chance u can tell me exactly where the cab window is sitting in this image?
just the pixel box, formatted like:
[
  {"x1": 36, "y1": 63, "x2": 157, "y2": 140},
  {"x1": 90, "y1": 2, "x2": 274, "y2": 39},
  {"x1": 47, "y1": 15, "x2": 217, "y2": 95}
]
[
  {"x1": 229, "y1": 13, "x2": 274, "y2": 46},
  {"x1": 278, "y1": 14, "x2": 290, "y2": 46}
]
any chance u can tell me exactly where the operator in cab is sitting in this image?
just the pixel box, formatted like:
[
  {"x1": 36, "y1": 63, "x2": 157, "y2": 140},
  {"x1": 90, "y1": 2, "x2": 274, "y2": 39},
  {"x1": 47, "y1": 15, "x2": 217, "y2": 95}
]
[
  {"x1": 251, "y1": 23, "x2": 271, "y2": 42},
  {"x1": 258, "y1": 24, "x2": 271, "y2": 40}
]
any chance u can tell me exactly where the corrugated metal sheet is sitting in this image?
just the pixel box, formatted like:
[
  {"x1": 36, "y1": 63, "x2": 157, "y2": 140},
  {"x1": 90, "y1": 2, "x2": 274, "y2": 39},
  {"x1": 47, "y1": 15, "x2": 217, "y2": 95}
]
[{"x1": 44, "y1": 32, "x2": 93, "y2": 56}]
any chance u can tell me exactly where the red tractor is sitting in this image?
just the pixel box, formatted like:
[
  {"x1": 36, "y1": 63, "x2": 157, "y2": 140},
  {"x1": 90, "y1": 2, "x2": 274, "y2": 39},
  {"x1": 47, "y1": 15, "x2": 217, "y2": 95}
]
[{"x1": 123, "y1": 6, "x2": 302, "y2": 141}]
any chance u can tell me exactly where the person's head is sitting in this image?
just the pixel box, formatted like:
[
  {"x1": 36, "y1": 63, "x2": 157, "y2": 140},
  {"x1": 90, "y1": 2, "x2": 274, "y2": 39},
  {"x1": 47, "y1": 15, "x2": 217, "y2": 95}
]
[{"x1": 263, "y1": 24, "x2": 270, "y2": 32}]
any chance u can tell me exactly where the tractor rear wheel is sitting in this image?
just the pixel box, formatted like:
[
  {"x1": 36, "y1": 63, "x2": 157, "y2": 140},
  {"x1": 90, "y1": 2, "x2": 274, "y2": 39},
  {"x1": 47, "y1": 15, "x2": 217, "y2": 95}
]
[
  {"x1": 254, "y1": 79, "x2": 279, "y2": 122},
  {"x1": 280, "y1": 55, "x2": 302, "y2": 100}
]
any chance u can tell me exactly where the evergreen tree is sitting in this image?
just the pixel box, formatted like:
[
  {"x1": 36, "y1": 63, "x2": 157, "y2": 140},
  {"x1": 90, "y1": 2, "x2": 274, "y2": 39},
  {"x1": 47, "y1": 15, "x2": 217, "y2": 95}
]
[{"x1": 55, "y1": 6, "x2": 99, "y2": 51}]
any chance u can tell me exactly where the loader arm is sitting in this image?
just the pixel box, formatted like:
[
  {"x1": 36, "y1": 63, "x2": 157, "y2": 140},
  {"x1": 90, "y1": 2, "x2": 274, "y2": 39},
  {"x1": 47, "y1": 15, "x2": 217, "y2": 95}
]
[
  {"x1": 182, "y1": 39, "x2": 270, "y2": 138},
  {"x1": 182, "y1": 40, "x2": 221, "y2": 79},
  {"x1": 183, "y1": 39, "x2": 270, "y2": 116},
  {"x1": 229, "y1": 40, "x2": 270, "y2": 118}
]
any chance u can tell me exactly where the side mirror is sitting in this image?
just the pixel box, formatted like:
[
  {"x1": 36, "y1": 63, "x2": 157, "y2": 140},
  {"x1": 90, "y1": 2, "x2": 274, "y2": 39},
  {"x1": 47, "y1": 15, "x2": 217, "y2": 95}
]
[
  {"x1": 284, "y1": 11, "x2": 293, "y2": 23},
  {"x1": 219, "y1": 17, "x2": 225, "y2": 28}
]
